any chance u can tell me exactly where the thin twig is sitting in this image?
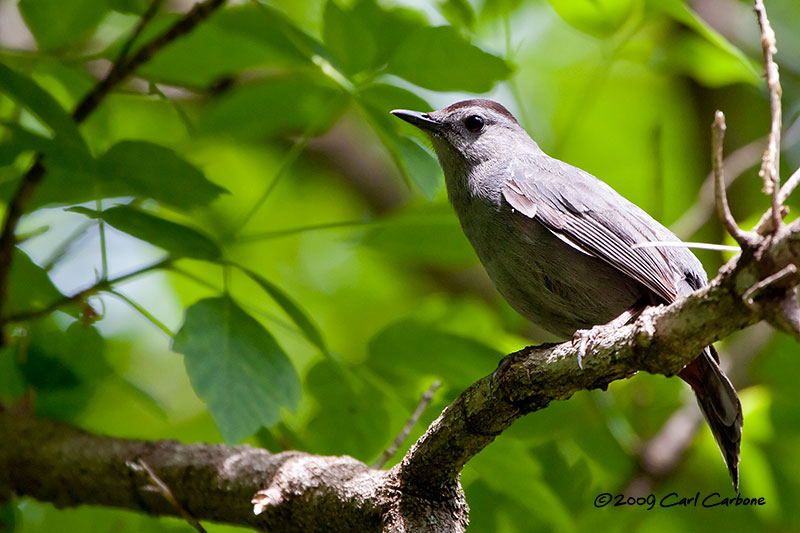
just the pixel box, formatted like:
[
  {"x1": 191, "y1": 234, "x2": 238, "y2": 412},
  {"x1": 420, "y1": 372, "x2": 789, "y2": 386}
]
[
  {"x1": 754, "y1": 0, "x2": 783, "y2": 232},
  {"x1": 72, "y1": 0, "x2": 226, "y2": 123},
  {"x1": 236, "y1": 220, "x2": 371, "y2": 243},
  {"x1": 712, "y1": 111, "x2": 752, "y2": 249},
  {"x1": 671, "y1": 118, "x2": 800, "y2": 239},
  {"x1": 742, "y1": 263, "x2": 798, "y2": 309},
  {"x1": 4, "y1": 258, "x2": 172, "y2": 323},
  {"x1": 0, "y1": 0, "x2": 226, "y2": 335},
  {"x1": 779, "y1": 167, "x2": 800, "y2": 204},
  {"x1": 129, "y1": 459, "x2": 206, "y2": 533},
  {"x1": 373, "y1": 380, "x2": 441, "y2": 469},
  {"x1": 108, "y1": 289, "x2": 175, "y2": 337},
  {"x1": 113, "y1": 0, "x2": 165, "y2": 67}
]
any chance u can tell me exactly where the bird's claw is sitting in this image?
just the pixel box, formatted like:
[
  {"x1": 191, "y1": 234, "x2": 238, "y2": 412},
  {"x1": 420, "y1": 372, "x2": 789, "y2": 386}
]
[{"x1": 572, "y1": 327, "x2": 602, "y2": 369}]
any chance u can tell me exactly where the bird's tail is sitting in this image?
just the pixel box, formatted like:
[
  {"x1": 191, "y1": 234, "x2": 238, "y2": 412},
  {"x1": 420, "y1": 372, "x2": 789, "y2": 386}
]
[{"x1": 678, "y1": 346, "x2": 742, "y2": 491}]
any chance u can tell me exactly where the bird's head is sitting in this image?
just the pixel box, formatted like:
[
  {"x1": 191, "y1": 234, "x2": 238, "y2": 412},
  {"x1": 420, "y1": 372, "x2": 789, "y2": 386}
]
[{"x1": 391, "y1": 99, "x2": 538, "y2": 175}]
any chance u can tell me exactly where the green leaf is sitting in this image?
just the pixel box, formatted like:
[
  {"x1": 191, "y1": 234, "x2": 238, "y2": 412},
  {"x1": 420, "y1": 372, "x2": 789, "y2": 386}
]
[
  {"x1": 388, "y1": 26, "x2": 512, "y2": 92},
  {"x1": 0, "y1": 120, "x2": 93, "y2": 172},
  {"x1": 439, "y1": 0, "x2": 476, "y2": 30},
  {"x1": 323, "y1": 0, "x2": 377, "y2": 76},
  {"x1": 358, "y1": 83, "x2": 432, "y2": 135},
  {"x1": 16, "y1": 321, "x2": 112, "y2": 420},
  {"x1": 6, "y1": 248, "x2": 65, "y2": 315},
  {"x1": 97, "y1": 141, "x2": 227, "y2": 209},
  {"x1": 68, "y1": 205, "x2": 222, "y2": 261},
  {"x1": 393, "y1": 135, "x2": 442, "y2": 199},
  {"x1": 240, "y1": 267, "x2": 327, "y2": 354},
  {"x1": 304, "y1": 360, "x2": 390, "y2": 460},
  {"x1": 358, "y1": 84, "x2": 441, "y2": 198},
  {"x1": 649, "y1": 0, "x2": 760, "y2": 85},
  {"x1": 172, "y1": 297, "x2": 301, "y2": 443},
  {"x1": 469, "y1": 439, "x2": 575, "y2": 532},
  {"x1": 108, "y1": 0, "x2": 148, "y2": 14},
  {"x1": 198, "y1": 74, "x2": 347, "y2": 139},
  {"x1": 662, "y1": 33, "x2": 760, "y2": 88},
  {"x1": 351, "y1": 0, "x2": 429, "y2": 67},
  {"x1": 479, "y1": 0, "x2": 523, "y2": 20},
  {"x1": 136, "y1": 8, "x2": 311, "y2": 88},
  {"x1": 19, "y1": 0, "x2": 110, "y2": 50},
  {"x1": 367, "y1": 319, "x2": 501, "y2": 392},
  {"x1": 547, "y1": 0, "x2": 634, "y2": 37},
  {"x1": 0, "y1": 64, "x2": 90, "y2": 160},
  {"x1": 0, "y1": 345, "x2": 26, "y2": 403},
  {"x1": 363, "y1": 203, "x2": 474, "y2": 266},
  {"x1": 213, "y1": 4, "x2": 322, "y2": 63}
]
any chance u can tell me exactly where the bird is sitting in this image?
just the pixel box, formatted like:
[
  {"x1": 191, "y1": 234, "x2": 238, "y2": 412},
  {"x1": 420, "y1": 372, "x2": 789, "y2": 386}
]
[{"x1": 391, "y1": 99, "x2": 742, "y2": 490}]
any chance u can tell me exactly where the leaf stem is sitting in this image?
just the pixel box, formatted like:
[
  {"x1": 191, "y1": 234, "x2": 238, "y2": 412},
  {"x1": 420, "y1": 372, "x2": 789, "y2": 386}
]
[{"x1": 109, "y1": 289, "x2": 174, "y2": 338}]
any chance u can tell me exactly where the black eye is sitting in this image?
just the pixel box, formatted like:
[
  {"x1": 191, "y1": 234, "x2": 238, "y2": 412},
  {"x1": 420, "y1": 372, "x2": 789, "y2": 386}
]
[{"x1": 464, "y1": 115, "x2": 484, "y2": 133}]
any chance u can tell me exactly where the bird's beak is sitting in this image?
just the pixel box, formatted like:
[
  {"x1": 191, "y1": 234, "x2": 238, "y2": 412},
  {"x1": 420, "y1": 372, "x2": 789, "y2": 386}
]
[{"x1": 391, "y1": 109, "x2": 442, "y2": 132}]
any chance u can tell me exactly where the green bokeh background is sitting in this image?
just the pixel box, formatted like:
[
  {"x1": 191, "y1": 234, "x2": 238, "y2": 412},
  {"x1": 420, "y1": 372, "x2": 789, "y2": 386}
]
[{"x1": 1, "y1": 0, "x2": 799, "y2": 531}]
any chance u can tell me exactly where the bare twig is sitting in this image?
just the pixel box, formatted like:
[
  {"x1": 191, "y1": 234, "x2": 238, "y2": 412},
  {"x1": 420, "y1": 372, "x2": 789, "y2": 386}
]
[
  {"x1": 0, "y1": 0, "x2": 226, "y2": 334},
  {"x1": 779, "y1": 167, "x2": 800, "y2": 204},
  {"x1": 742, "y1": 264, "x2": 798, "y2": 309},
  {"x1": 712, "y1": 111, "x2": 753, "y2": 248},
  {"x1": 114, "y1": 0, "x2": 165, "y2": 67},
  {"x1": 753, "y1": 165, "x2": 798, "y2": 234},
  {"x1": 72, "y1": 0, "x2": 226, "y2": 123},
  {"x1": 754, "y1": 0, "x2": 783, "y2": 233},
  {"x1": 4, "y1": 258, "x2": 172, "y2": 324},
  {"x1": 373, "y1": 380, "x2": 441, "y2": 469},
  {"x1": 129, "y1": 459, "x2": 206, "y2": 533},
  {"x1": 672, "y1": 117, "x2": 800, "y2": 240}
]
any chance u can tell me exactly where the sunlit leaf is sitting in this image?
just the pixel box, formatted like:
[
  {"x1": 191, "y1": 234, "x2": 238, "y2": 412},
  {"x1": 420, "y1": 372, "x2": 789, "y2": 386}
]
[
  {"x1": 6, "y1": 248, "x2": 65, "y2": 315},
  {"x1": 439, "y1": 0, "x2": 476, "y2": 30},
  {"x1": 19, "y1": 0, "x2": 110, "y2": 50},
  {"x1": 547, "y1": 0, "x2": 634, "y2": 37},
  {"x1": 650, "y1": 0, "x2": 760, "y2": 85},
  {"x1": 97, "y1": 140, "x2": 227, "y2": 209},
  {"x1": 323, "y1": 0, "x2": 377, "y2": 76},
  {"x1": 0, "y1": 64, "x2": 91, "y2": 168},
  {"x1": 198, "y1": 74, "x2": 347, "y2": 139},
  {"x1": 108, "y1": 0, "x2": 148, "y2": 14},
  {"x1": 351, "y1": 0, "x2": 428, "y2": 67},
  {"x1": 68, "y1": 205, "x2": 222, "y2": 261},
  {"x1": 137, "y1": 9, "x2": 309, "y2": 88},
  {"x1": 172, "y1": 297, "x2": 301, "y2": 443},
  {"x1": 388, "y1": 26, "x2": 511, "y2": 93},
  {"x1": 662, "y1": 33, "x2": 760, "y2": 87}
]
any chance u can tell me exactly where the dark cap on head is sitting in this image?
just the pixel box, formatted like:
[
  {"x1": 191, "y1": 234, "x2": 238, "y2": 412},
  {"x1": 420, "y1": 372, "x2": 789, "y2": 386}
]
[{"x1": 440, "y1": 99, "x2": 518, "y2": 124}]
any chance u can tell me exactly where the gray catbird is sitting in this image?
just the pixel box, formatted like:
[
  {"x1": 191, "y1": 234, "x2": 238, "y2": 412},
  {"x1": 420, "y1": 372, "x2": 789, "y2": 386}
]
[{"x1": 392, "y1": 99, "x2": 742, "y2": 490}]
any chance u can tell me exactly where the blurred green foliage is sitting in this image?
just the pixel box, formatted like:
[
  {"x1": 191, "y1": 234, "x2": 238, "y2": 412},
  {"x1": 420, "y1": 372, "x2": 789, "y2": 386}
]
[{"x1": 1, "y1": 0, "x2": 799, "y2": 531}]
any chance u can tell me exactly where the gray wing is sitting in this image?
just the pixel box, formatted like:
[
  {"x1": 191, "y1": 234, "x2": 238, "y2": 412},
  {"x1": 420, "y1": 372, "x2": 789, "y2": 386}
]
[{"x1": 502, "y1": 155, "x2": 702, "y2": 303}]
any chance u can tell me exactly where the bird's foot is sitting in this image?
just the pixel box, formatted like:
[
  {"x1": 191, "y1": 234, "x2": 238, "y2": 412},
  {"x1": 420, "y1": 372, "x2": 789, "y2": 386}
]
[{"x1": 572, "y1": 326, "x2": 603, "y2": 370}]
